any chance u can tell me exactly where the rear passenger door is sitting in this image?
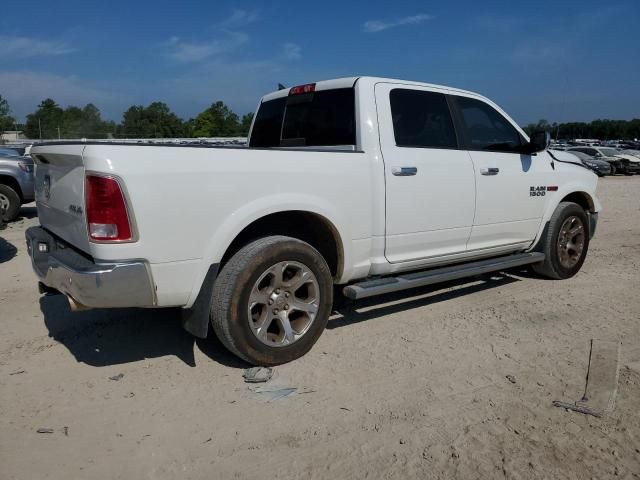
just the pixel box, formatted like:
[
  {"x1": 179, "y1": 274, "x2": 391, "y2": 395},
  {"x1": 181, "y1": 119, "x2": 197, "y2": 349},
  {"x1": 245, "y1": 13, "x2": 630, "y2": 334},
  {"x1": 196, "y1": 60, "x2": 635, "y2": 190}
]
[
  {"x1": 450, "y1": 95, "x2": 552, "y2": 251},
  {"x1": 376, "y1": 84, "x2": 476, "y2": 264}
]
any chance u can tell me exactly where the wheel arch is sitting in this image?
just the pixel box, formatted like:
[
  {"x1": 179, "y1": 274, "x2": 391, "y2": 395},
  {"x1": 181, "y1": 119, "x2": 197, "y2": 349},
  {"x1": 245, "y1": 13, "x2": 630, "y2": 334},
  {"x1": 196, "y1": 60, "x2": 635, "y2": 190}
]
[
  {"x1": 181, "y1": 206, "x2": 347, "y2": 339},
  {"x1": 219, "y1": 210, "x2": 344, "y2": 280},
  {"x1": 560, "y1": 191, "x2": 596, "y2": 213},
  {"x1": 530, "y1": 188, "x2": 599, "y2": 253},
  {"x1": 0, "y1": 175, "x2": 23, "y2": 201}
]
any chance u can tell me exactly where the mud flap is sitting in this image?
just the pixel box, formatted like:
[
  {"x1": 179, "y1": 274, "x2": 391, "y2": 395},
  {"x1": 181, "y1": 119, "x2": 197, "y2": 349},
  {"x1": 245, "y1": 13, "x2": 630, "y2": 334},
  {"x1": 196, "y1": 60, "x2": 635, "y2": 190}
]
[{"x1": 181, "y1": 264, "x2": 219, "y2": 338}]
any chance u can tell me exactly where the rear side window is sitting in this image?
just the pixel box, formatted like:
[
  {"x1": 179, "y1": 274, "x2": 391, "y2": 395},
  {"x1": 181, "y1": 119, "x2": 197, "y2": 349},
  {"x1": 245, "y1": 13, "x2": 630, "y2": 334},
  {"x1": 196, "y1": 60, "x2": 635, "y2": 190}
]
[
  {"x1": 249, "y1": 88, "x2": 356, "y2": 148},
  {"x1": 249, "y1": 97, "x2": 286, "y2": 148},
  {"x1": 390, "y1": 89, "x2": 457, "y2": 149},
  {"x1": 453, "y1": 96, "x2": 522, "y2": 152}
]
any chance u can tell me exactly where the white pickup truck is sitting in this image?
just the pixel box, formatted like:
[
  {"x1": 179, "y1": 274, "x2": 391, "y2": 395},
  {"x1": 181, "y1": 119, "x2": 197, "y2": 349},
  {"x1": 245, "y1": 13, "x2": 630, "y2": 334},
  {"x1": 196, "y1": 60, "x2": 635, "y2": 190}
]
[{"x1": 26, "y1": 77, "x2": 600, "y2": 365}]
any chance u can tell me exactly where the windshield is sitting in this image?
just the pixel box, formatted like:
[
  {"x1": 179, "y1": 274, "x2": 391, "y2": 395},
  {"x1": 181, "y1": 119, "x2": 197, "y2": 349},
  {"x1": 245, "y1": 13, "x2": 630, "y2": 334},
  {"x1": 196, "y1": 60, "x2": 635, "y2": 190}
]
[
  {"x1": 250, "y1": 88, "x2": 356, "y2": 148},
  {"x1": 600, "y1": 148, "x2": 619, "y2": 156}
]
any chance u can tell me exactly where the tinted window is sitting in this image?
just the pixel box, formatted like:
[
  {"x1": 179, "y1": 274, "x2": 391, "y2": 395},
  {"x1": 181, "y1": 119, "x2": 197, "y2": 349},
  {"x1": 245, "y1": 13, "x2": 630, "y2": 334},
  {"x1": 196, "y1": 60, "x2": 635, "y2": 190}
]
[
  {"x1": 249, "y1": 97, "x2": 286, "y2": 147},
  {"x1": 389, "y1": 89, "x2": 457, "y2": 149},
  {"x1": 250, "y1": 88, "x2": 356, "y2": 148},
  {"x1": 281, "y1": 88, "x2": 355, "y2": 147},
  {"x1": 454, "y1": 96, "x2": 522, "y2": 152}
]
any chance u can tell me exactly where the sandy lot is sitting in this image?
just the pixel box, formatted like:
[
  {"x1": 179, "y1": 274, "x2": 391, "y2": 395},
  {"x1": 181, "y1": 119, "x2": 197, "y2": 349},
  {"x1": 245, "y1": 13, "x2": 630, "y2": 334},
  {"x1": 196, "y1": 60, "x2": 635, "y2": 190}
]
[{"x1": 1, "y1": 177, "x2": 639, "y2": 480}]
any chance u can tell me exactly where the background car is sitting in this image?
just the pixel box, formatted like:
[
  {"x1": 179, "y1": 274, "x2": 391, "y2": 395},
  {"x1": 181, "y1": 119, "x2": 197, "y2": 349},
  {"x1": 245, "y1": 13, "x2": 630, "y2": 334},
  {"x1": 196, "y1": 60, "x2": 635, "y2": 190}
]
[
  {"x1": 562, "y1": 149, "x2": 612, "y2": 176},
  {"x1": 0, "y1": 153, "x2": 35, "y2": 222},
  {"x1": 567, "y1": 146, "x2": 640, "y2": 175}
]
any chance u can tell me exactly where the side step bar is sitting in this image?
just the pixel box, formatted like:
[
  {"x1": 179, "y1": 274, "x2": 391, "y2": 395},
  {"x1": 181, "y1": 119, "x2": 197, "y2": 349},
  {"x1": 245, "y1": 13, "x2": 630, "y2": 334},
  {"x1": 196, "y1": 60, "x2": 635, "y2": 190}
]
[{"x1": 342, "y1": 252, "x2": 545, "y2": 300}]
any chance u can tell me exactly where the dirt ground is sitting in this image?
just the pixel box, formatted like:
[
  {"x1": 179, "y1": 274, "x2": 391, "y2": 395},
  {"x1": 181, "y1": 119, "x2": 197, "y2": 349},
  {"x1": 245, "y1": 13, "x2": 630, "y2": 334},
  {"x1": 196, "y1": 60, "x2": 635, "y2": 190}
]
[{"x1": 1, "y1": 177, "x2": 639, "y2": 480}]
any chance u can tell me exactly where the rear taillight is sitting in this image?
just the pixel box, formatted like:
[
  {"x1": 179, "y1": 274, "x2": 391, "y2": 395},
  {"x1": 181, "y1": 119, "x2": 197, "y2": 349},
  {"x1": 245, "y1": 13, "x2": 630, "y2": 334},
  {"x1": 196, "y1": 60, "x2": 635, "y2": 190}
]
[{"x1": 85, "y1": 174, "x2": 133, "y2": 242}]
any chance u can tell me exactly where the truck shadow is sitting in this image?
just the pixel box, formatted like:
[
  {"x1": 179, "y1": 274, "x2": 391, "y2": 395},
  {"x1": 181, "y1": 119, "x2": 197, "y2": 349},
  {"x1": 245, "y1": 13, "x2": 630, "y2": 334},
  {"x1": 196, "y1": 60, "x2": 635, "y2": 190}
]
[
  {"x1": 328, "y1": 272, "x2": 520, "y2": 329},
  {"x1": 39, "y1": 295, "x2": 249, "y2": 369},
  {"x1": 0, "y1": 236, "x2": 18, "y2": 263},
  {"x1": 17, "y1": 205, "x2": 38, "y2": 220},
  {"x1": 39, "y1": 272, "x2": 522, "y2": 369}
]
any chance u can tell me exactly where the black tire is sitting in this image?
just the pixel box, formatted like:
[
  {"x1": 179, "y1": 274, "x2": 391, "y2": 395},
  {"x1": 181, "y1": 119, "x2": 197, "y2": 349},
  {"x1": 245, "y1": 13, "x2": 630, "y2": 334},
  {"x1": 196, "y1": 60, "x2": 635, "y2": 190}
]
[
  {"x1": 0, "y1": 184, "x2": 21, "y2": 222},
  {"x1": 531, "y1": 202, "x2": 590, "y2": 280},
  {"x1": 211, "y1": 236, "x2": 333, "y2": 366}
]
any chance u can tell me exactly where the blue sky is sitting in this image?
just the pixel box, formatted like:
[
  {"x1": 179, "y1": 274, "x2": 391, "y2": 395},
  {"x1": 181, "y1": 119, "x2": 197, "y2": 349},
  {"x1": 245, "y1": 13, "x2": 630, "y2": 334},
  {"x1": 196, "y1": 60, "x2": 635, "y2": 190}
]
[{"x1": 1, "y1": 0, "x2": 638, "y2": 125}]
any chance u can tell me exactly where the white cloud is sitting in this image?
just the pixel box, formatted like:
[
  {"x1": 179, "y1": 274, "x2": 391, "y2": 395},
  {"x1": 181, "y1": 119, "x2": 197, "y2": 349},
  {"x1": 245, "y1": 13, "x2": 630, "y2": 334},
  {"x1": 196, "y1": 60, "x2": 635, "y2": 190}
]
[
  {"x1": 363, "y1": 13, "x2": 432, "y2": 33},
  {"x1": 0, "y1": 35, "x2": 76, "y2": 58},
  {"x1": 164, "y1": 31, "x2": 249, "y2": 63},
  {"x1": 282, "y1": 43, "x2": 302, "y2": 60},
  {"x1": 217, "y1": 9, "x2": 259, "y2": 28},
  {"x1": 0, "y1": 71, "x2": 119, "y2": 120}
]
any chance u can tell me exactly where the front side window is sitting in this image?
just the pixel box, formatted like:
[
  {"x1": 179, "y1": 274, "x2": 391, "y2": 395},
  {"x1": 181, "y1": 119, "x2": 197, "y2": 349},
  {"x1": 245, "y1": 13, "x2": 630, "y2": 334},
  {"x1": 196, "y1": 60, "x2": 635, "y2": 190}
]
[
  {"x1": 453, "y1": 96, "x2": 522, "y2": 153},
  {"x1": 389, "y1": 89, "x2": 457, "y2": 149}
]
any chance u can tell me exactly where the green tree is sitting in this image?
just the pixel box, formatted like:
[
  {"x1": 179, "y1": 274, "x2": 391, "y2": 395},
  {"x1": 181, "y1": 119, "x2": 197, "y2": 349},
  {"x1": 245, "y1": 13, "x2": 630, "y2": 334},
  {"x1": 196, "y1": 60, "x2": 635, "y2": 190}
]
[
  {"x1": 25, "y1": 98, "x2": 64, "y2": 139},
  {"x1": 192, "y1": 101, "x2": 240, "y2": 137},
  {"x1": 240, "y1": 113, "x2": 254, "y2": 136},
  {"x1": 118, "y1": 102, "x2": 184, "y2": 138},
  {"x1": 0, "y1": 95, "x2": 17, "y2": 132}
]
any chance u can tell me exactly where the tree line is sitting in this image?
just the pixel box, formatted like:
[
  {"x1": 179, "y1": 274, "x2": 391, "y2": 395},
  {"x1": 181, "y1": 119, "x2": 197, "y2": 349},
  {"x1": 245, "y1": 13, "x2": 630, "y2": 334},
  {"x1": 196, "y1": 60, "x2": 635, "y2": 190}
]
[
  {"x1": 2, "y1": 93, "x2": 639, "y2": 141},
  {"x1": 523, "y1": 119, "x2": 640, "y2": 140},
  {"x1": 0, "y1": 95, "x2": 253, "y2": 140}
]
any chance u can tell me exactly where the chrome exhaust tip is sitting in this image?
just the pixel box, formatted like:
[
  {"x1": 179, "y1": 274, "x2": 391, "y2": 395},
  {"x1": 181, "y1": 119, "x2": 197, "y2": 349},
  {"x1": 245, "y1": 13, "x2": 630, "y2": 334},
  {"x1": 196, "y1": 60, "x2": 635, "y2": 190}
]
[{"x1": 67, "y1": 295, "x2": 89, "y2": 312}]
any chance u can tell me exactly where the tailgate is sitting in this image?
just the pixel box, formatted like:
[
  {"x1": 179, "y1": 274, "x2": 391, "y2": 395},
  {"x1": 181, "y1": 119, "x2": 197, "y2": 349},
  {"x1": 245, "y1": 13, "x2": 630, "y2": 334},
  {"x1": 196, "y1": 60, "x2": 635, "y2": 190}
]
[{"x1": 31, "y1": 144, "x2": 91, "y2": 254}]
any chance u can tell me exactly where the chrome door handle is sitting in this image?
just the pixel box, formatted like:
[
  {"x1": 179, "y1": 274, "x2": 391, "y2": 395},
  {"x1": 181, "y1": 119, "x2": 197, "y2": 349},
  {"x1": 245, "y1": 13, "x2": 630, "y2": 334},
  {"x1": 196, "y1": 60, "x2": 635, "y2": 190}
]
[
  {"x1": 480, "y1": 167, "x2": 500, "y2": 176},
  {"x1": 392, "y1": 167, "x2": 418, "y2": 176}
]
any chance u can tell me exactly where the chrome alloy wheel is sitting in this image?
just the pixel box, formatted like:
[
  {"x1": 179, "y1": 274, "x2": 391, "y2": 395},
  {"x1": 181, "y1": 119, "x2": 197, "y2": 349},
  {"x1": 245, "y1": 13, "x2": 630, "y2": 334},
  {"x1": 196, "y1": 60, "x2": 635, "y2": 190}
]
[
  {"x1": 557, "y1": 215, "x2": 585, "y2": 269},
  {"x1": 248, "y1": 261, "x2": 320, "y2": 347}
]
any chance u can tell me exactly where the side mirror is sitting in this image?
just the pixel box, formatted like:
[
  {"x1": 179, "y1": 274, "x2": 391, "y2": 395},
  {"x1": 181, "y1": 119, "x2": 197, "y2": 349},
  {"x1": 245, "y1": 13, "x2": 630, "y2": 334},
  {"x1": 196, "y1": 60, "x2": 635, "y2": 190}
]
[{"x1": 524, "y1": 131, "x2": 551, "y2": 154}]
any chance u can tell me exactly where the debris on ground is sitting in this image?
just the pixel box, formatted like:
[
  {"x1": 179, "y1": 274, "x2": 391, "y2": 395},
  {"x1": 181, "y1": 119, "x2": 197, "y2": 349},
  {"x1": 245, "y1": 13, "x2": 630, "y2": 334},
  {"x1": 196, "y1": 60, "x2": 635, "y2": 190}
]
[
  {"x1": 506, "y1": 375, "x2": 517, "y2": 384},
  {"x1": 249, "y1": 385, "x2": 315, "y2": 402},
  {"x1": 109, "y1": 373, "x2": 125, "y2": 381},
  {"x1": 553, "y1": 339, "x2": 620, "y2": 417},
  {"x1": 36, "y1": 428, "x2": 54, "y2": 434},
  {"x1": 9, "y1": 369, "x2": 25, "y2": 375},
  {"x1": 552, "y1": 400, "x2": 602, "y2": 418},
  {"x1": 242, "y1": 367, "x2": 273, "y2": 383}
]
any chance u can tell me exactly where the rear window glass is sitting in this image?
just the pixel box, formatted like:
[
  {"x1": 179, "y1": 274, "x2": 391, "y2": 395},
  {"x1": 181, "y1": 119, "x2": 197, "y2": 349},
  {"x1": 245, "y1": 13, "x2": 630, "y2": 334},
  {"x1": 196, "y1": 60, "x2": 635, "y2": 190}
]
[
  {"x1": 390, "y1": 89, "x2": 457, "y2": 149},
  {"x1": 249, "y1": 88, "x2": 356, "y2": 148}
]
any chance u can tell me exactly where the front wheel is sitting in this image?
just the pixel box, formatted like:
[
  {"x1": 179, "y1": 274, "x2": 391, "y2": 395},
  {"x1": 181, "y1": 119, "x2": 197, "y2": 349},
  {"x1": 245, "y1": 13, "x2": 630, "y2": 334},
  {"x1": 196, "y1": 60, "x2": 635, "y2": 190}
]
[
  {"x1": 532, "y1": 202, "x2": 590, "y2": 280},
  {"x1": 211, "y1": 236, "x2": 333, "y2": 365}
]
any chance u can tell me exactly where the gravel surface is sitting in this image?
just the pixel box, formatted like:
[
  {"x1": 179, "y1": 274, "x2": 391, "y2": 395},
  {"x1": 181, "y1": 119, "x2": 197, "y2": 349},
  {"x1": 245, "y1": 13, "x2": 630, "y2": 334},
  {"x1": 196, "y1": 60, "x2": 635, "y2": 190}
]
[{"x1": 1, "y1": 177, "x2": 639, "y2": 479}]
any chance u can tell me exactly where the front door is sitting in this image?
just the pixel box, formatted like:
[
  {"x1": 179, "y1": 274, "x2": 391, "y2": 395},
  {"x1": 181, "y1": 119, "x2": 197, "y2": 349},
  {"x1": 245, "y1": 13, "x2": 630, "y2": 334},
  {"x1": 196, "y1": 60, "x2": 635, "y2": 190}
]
[
  {"x1": 449, "y1": 95, "x2": 552, "y2": 251},
  {"x1": 375, "y1": 84, "x2": 476, "y2": 264}
]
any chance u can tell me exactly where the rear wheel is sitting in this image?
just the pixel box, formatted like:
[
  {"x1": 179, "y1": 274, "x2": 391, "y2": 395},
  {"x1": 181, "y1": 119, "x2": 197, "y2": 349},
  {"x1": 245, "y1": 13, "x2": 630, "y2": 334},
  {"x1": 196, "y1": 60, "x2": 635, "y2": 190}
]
[
  {"x1": 0, "y1": 184, "x2": 20, "y2": 222},
  {"x1": 211, "y1": 236, "x2": 333, "y2": 365},
  {"x1": 532, "y1": 202, "x2": 590, "y2": 280}
]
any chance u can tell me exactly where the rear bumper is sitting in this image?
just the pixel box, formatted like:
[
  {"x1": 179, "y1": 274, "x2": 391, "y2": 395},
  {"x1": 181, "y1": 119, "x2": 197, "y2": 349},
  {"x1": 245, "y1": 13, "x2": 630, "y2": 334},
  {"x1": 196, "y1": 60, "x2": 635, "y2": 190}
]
[{"x1": 25, "y1": 226, "x2": 156, "y2": 308}]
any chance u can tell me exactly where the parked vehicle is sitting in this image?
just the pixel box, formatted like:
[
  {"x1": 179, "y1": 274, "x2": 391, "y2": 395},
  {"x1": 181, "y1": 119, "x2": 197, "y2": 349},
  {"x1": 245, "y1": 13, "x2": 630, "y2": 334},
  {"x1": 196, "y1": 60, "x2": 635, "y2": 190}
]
[
  {"x1": 567, "y1": 146, "x2": 640, "y2": 175},
  {"x1": 621, "y1": 149, "x2": 640, "y2": 159},
  {"x1": 560, "y1": 149, "x2": 611, "y2": 176},
  {"x1": 0, "y1": 153, "x2": 35, "y2": 222},
  {"x1": 25, "y1": 77, "x2": 601, "y2": 365}
]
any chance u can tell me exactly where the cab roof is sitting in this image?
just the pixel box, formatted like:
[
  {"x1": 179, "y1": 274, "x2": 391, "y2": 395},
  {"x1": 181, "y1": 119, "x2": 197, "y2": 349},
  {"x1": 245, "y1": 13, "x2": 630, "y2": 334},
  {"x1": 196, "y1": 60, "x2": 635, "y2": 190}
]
[{"x1": 260, "y1": 76, "x2": 484, "y2": 102}]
